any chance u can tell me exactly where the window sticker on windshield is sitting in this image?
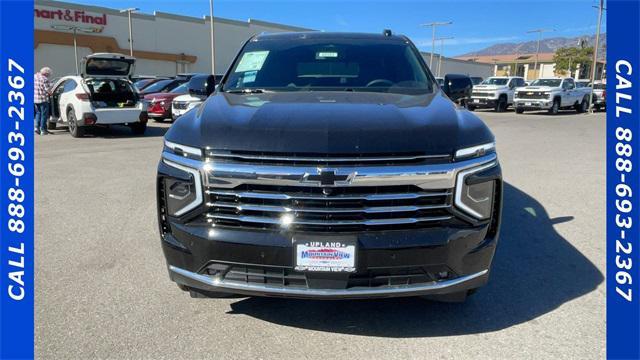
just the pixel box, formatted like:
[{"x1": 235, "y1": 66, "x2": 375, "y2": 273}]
[
  {"x1": 235, "y1": 51, "x2": 269, "y2": 72},
  {"x1": 316, "y1": 51, "x2": 338, "y2": 59},
  {"x1": 243, "y1": 70, "x2": 257, "y2": 84}
]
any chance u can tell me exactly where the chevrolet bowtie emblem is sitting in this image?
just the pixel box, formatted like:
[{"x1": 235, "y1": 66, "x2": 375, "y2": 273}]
[{"x1": 302, "y1": 169, "x2": 356, "y2": 186}]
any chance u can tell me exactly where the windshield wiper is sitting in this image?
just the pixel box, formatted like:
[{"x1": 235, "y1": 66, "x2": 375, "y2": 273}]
[{"x1": 225, "y1": 88, "x2": 271, "y2": 94}]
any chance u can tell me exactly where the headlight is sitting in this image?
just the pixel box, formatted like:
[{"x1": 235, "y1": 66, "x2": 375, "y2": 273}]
[
  {"x1": 455, "y1": 142, "x2": 495, "y2": 160},
  {"x1": 455, "y1": 162, "x2": 497, "y2": 220},
  {"x1": 162, "y1": 159, "x2": 203, "y2": 217}
]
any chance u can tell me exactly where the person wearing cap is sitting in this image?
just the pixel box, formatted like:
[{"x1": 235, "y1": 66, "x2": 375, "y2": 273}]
[{"x1": 34, "y1": 67, "x2": 53, "y2": 135}]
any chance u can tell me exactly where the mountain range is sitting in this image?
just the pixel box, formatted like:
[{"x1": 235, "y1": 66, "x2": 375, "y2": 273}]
[{"x1": 457, "y1": 33, "x2": 606, "y2": 57}]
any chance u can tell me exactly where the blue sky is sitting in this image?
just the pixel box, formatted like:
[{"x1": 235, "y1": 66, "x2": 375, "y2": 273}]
[{"x1": 77, "y1": 0, "x2": 606, "y2": 56}]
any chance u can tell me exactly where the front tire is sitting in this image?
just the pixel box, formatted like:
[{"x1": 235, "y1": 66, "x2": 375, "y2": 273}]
[
  {"x1": 67, "y1": 109, "x2": 85, "y2": 138},
  {"x1": 576, "y1": 98, "x2": 588, "y2": 113},
  {"x1": 515, "y1": 107, "x2": 524, "y2": 114},
  {"x1": 495, "y1": 96, "x2": 507, "y2": 112},
  {"x1": 467, "y1": 105, "x2": 476, "y2": 111},
  {"x1": 548, "y1": 98, "x2": 560, "y2": 115}
]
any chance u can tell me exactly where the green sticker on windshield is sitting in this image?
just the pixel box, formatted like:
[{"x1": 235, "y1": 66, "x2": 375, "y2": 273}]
[{"x1": 235, "y1": 51, "x2": 270, "y2": 72}]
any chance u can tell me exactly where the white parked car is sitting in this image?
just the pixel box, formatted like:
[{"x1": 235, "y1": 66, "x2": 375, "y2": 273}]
[
  {"x1": 171, "y1": 74, "x2": 219, "y2": 120},
  {"x1": 48, "y1": 53, "x2": 148, "y2": 137},
  {"x1": 513, "y1": 77, "x2": 590, "y2": 114},
  {"x1": 591, "y1": 80, "x2": 606, "y2": 111},
  {"x1": 468, "y1": 76, "x2": 526, "y2": 112}
]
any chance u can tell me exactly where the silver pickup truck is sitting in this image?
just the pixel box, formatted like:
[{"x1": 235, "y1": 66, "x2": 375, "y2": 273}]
[{"x1": 514, "y1": 77, "x2": 591, "y2": 114}]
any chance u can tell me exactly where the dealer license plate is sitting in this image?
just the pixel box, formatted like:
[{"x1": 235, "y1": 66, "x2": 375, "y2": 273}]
[
  {"x1": 294, "y1": 238, "x2": 356, "y2": 272},
  {"x1": 525, "y1": 102, "x2": 532, "y2": 106},
  {"x1": 473, "y1": 99, "x2": 480, "y2": 103}
]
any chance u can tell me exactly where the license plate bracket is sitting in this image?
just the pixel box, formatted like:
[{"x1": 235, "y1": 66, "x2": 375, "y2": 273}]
[{"x1": 293, "y1": 236, "x2": 357, "y2": 273}]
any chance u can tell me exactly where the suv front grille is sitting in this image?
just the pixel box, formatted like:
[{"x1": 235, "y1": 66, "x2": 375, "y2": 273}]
[
  {"x1": 205, "y1": 184, "x2": 453, "y2": 232},
  {"x1": 517, "y1": 91, "x2": 548, "y2": 99},
  {"x1": 173, "y1": 101, "x2": 189, "y2": 110},
  {"x1": 471, "y1": 91, "x2": 492, "y2": 97}
]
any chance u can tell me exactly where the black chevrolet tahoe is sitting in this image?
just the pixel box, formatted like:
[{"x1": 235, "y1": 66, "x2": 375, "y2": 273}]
[{"x1": 157, "y1": 32, "x2": 502, "y2": 302}]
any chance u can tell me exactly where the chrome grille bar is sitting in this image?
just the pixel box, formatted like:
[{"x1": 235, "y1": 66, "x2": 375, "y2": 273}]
[
  {"x1": 207, "y1": 152, "x2": 449, "y2": 163},
  {"x1": 206, "y1": 189, "x2": 452, "y2": 201},
  {"x1": 208, "y1": 201, "x2": 451, "y2": 214},
  {"x1": 206, "y1": 213, "x2": 453, "y2": 226}
]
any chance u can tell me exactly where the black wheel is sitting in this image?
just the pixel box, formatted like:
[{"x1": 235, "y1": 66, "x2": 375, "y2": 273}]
[
  {"x1": 594, "y1": 104, "x2": 602, "y2": 112},
  {"x1": 495, "y1": 96, "x2": 507, "y2": 112},
  {"x1": 47, "y1": 120, "x2": 57, "y2": 130},
  {"x1": 467, "y1": 105, "x2": 476, "y2": 111},
  {"x1": 515, "y1": 107, "x2": 524, "y2": 114},
  {"x1": 548, "y1": 98, "x2": 560, "y2": 115},
  {"x1": 575, "y1": 98, "x2": 588, "y2": 113},
  {"x1": 131, "y1": 122, "x2": 147, "y2": 135},
  {"x1": 67, "y1": 109, "x2": 85, "y2": 138}
]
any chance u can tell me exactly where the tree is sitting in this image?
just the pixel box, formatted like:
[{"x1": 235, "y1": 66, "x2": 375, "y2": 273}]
[{"x1": 553, "y1": 46, "x2": 594, "y2": 76}]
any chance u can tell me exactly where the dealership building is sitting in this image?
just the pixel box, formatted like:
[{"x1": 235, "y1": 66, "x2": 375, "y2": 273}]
[{"x1": 36, "y1": 0, "x2": 492, "y2": 78}]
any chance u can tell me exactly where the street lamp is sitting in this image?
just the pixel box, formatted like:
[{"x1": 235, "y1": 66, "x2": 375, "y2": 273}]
[
  {"x1": 209, "y1": 0, "x2": 216, "y2": 75},
  {"x1": 420, "y1": 21, "x2": 452, "y2": 70},
  {"x1": 119, "y1": 8, "x2": 139, "y2": 57},
  {"x1": 50, "y1": 24, "x2": 101, "y2": 75},
  {"x1": 435, "y1": 36, "x2": 454, "y2": 77},
  {"x1": 526, "y1": 28, "x2": 553, "y2": 79},
  {"x1": 589, "y1": 0, "x2": 605, "y2": 113}
]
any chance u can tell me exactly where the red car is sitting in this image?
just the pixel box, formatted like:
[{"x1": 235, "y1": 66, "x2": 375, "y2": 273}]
[{"x1": 144, "y1": 82, "x2": 188, "y2": 121}]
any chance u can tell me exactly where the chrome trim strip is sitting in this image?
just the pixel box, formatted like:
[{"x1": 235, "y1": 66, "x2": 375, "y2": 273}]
[
  {"x1": 170, "y1": 266, "x2": 488, "y2": 298},
  {"x1": 207, "y1": 202, "x2": 451, "y2": 214},
  {"x1": 207, "y1": 152, "x2": 449, "y2": 163},
  {"x1": 454, "y1": 161, "x2": 498, "y2": 219},
  {"x1": 205, "y1": 213, "x2": 453, "y2": 226},
  {"x1": 455, "y1": 142, "x2": 496, "y2": 159},
  {"x1": 161, "y1": 158, "x2": 204, "y2": 217},
  {"x1": 164, "y1": 140, "x2": 203, "y2": 158},
  {"x1": 161, "y1": 151, "x2": 498, "y2": 190},
  {"x1": 206, "y1": 189, "x2": 452, "y2": 201}
]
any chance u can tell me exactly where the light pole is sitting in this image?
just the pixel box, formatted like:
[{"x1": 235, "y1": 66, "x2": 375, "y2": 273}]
[
  {"x1": 589, "y1": 0, "x2": 605, "y2": 113},
  {"x1": 436, "y1": 36, "x2": 454, "y2": 77},
  {"x1": 526, "y1": 28, "x2": 553, "y2": 79},
  {"x1": 50, "y1": 24, "x2": 100, "y2": 75},
  {"x1": 209, "y1": 0, "x2": 216, "y2": 75},
  {"x1": 420, "y1": 21, "x2": 452, "y2": 70},
  {"x1": 119, "y1": 8, "x2": 139, "y2": 57}
]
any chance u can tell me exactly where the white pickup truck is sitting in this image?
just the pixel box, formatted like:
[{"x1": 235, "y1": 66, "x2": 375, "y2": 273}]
[
  {"x1": 468, "y1": 76, "x2": 526, "y2": 112},
  {"x1": 514, "y1": 77, "x2": 591, "y2": 114}
]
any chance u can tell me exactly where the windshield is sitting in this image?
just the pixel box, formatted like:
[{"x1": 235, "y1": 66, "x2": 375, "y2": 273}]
[
  {"x1": 170, "y1": 83, "x2": 189, "y2": 94},
  {"x1": 142, "y1": 79, "x2": 174, "y2": 93},
  {"x1": 471, "y1": 77, "x2": 483, "y2": 85},
  {"x1": 531, "y1": 79, "x2": 562, "y2": 87},
  {"x1": 223, "y1": 38, "x2": 433, "y2": 94},
  {"x1": 481, "y1": 78, "x2": 508, "y2": 85}
]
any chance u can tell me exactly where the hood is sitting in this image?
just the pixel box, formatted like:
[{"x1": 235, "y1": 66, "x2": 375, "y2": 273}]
[
  {"x1": 144, "y1": 92, "x2": 183, "y2": 102},
  {"x1": 519, "y1": 85, "x2": 559, "y2": 91},
  {"x1": 472, "y1": 84, "x2": 508, "y2": 91},
  {"x1": 165, "y1": 91, "x2": 494, "y2": 156},
  {"x1": 173, "y1": 93, "x2": 202, "y2": 103}
]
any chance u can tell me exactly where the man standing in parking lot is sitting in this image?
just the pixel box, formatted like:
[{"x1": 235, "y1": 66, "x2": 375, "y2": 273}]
[{"x1": 34, "y1": 67, "x2": 52, "y2": 135}]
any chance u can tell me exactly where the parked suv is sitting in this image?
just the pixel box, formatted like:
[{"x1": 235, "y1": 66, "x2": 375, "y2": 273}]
[
  {"x1": 468, "y1": 76, "x2": 525, "y2": 112},
  {"x1": 48, "y1": 53, "x2": 148, "y2": 137},
  {"x1": 157, "y1": 32, "x2": 502, "y2": 302},
  {"x1": 514, "y1": 77, "x2": 590, "y2": 114}
]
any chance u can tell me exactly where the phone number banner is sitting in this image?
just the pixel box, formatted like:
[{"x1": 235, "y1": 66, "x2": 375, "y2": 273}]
[
  {"x1": 607, "y1": 1, "x2": 640, "y2": 359},
  {"x1": 0, "y1": 0, "x2": 34, "y2": 359}
]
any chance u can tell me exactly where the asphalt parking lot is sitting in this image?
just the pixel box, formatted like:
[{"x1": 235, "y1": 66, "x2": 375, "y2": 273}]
[{"x1": 35, "y1": 109, "x2": 606, "y2": 359}]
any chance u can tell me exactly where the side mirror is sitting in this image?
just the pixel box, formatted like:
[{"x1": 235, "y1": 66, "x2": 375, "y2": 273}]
[
  {"x1": 188, "y1": 75, "x2": 216, "y2": 97},
  {"x1": 442, "y1": 75, "x2": 471, "y2": 103}
]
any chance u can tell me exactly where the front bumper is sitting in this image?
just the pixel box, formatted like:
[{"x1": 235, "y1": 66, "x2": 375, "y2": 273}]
[
  {"x1": 469, "y1": 97, "x2": 497, "y2": 108},
  {"x1": 514, "y1": 99, "x2": 553, "y2": 110},
  {"x1": 157, "y1": 151, "x2": 502, "y2": 299}
]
